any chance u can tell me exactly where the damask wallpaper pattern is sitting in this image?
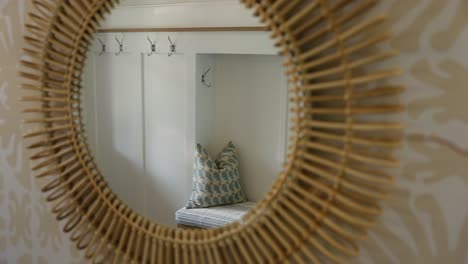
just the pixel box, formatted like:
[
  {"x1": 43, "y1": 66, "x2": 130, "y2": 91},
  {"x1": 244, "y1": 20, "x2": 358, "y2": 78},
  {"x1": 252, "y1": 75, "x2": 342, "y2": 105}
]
[{"x1": 0, "y1": 0, "x2": 467, "y2": 263}]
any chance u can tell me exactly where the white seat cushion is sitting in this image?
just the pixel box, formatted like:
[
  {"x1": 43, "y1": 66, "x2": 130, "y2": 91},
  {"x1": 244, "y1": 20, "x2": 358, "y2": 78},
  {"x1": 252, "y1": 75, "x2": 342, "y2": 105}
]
[{"x1": 176, "y1": 201, "x2": 256, "y2": 228}]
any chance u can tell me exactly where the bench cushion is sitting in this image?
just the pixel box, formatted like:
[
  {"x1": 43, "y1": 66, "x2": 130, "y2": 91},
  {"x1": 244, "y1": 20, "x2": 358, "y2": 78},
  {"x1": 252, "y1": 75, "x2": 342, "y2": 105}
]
[{"x1": 176, "y1": 201, "x2": 256, "y2": 228}]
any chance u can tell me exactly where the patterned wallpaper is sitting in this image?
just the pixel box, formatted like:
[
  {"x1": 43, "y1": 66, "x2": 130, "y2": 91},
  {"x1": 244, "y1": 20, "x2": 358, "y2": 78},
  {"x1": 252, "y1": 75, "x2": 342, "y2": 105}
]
[{"x1": 0, "y1": 0, "x2": 467, "y2": 263}]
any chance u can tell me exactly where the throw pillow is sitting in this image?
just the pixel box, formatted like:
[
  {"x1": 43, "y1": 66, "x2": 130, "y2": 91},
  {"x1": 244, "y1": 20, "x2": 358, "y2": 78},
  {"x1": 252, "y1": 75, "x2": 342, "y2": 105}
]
[{"x1": 186, "y1": 142, "x2": 247, "y2": 208}]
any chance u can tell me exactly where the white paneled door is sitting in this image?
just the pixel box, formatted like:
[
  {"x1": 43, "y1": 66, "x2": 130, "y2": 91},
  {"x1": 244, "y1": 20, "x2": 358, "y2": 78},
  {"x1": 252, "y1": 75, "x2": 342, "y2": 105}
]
[
  {"x1": 143, "y1": 54, "x2": 189, "y2": 225},
  {"x1": 86, "y1": 53, "x2": 146, "y2": 217},
  {"x1": 85, "y1": 52, "x2": 189, "y2": 226}
]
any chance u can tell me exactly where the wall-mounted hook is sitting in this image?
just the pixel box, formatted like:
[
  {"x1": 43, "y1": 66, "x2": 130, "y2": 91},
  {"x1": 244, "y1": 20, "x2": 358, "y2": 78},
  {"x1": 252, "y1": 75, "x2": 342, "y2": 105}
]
[
  {"x1": 115, "y1": 37, "x2": 124, "y2": 56},
  {"x1": 147, "y1": 36, "x2": 156, "y2": 56},
  {"x1": 202, "y1": 67, "x2": 212, "y2": 87},
  {"x1": 167, "y1": 36, "x2": 176, "y2": 57},
  {"x1": 98, "y1": 38, "x2": 106, "y2": 56}
]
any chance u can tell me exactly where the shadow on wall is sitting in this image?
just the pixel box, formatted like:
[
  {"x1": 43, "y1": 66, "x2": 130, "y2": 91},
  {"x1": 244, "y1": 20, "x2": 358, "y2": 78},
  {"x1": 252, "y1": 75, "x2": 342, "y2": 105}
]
[{"x1": 354, "y1": 139, "x2": 468, "y2": 263}]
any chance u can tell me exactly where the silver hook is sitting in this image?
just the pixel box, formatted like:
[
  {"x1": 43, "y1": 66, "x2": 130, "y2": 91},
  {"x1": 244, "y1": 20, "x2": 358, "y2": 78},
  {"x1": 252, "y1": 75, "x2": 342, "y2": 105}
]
[
  {"x1": 115, "y1": 37, "x2": 123, "y2": 56},
  {"x1": 167, "y1": 36, "x2": 176, "y2": 57},
  {"x1": 98, "y1": 38, "x2": 106, "y2": 56},
  {"x1": 147, "y1": 36, "x2": 156, "y2": 56},
  {"x1": 202, "y1": 67, "x2": 212, "y2": 87}
]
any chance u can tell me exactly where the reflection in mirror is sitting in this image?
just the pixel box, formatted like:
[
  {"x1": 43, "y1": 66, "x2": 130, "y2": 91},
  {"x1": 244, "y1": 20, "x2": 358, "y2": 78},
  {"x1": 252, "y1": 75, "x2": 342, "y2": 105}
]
[{"x1": 81, "y1": 0, "x2": 289, "y2": 228}]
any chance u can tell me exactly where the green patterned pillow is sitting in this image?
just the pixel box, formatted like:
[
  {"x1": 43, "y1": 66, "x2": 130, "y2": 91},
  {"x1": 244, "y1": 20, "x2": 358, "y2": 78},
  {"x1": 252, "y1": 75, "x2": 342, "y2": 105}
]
[{"x1": 186, "y1": 142, "x2": 247, "y2": 208}]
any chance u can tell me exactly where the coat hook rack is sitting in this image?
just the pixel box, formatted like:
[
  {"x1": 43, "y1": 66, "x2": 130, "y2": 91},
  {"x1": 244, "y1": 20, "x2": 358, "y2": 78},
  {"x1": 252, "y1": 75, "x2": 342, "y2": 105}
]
[
  {"x1": 147, "y1": 36, "x2": 156, "y2": 56},
  {"x1": 98, "y1": 38, "x2": 106, "y2": 56},
  {"x1": 168, "y1": 36, "x2": 176, "y2": 57},
  {"x1": 202, "y1": 67, "x2": 212, "y2": 87},
  {"x1": 115, "y1": 37, "x2": 123, "y2": 56}
]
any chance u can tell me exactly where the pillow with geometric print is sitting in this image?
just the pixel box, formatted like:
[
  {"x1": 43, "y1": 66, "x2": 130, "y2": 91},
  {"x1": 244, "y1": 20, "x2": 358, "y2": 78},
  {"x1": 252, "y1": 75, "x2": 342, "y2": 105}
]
[{"x1": 186, "y1": 142, "x2": 247, "y2": 208}]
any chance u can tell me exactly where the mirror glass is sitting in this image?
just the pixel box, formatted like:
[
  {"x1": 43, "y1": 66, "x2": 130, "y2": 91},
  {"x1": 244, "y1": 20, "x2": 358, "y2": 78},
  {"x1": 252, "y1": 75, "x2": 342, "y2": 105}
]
[{"x1": 81, "y1": 0, "x2": 289, "y2": 227}]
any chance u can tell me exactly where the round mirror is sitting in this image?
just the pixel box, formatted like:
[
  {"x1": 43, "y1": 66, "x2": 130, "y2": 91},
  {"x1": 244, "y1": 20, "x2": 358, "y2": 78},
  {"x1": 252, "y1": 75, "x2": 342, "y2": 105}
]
[
  {"x1": 80, "y1": 1, "x2": 287, "y2": 227},
  {"x1": 22, "y1": 0, "x2": 402, "y2": 262}
]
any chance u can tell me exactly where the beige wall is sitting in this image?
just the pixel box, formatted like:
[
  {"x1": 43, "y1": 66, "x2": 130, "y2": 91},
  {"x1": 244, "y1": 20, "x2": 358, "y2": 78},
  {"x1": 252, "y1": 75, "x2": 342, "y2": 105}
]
[{"x1": 0, "y1": 0, "x2": 467, "y2": 263}]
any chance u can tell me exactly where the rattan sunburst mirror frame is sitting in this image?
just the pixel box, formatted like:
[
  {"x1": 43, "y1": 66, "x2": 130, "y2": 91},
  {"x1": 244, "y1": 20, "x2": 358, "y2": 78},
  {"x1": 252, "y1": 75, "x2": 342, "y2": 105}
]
[{"x1": 21, "y1": 0, "x2": 403, "y2": 263}]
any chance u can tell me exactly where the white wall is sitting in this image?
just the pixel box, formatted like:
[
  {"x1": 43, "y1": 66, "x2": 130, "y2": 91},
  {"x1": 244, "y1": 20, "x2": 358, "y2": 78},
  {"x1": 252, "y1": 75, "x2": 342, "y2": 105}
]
[
  {"x1": 196, "y1": 54, "x2": 288, "y2": 201},
  {"x1": 102, "y1": 1, "x2": 260, "y2": 29},
  {"x1": 195, "y1": 54, "x2": 216, "y2": 148}
]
